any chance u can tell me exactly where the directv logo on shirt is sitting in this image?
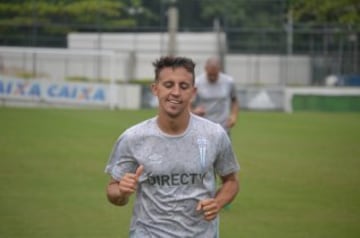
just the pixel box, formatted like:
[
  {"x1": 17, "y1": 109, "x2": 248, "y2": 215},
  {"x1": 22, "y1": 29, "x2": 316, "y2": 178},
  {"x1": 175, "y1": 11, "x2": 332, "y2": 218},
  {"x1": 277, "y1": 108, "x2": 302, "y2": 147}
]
[{"x1": 147, "y1": 173, "x2": 206, "y2": 186}]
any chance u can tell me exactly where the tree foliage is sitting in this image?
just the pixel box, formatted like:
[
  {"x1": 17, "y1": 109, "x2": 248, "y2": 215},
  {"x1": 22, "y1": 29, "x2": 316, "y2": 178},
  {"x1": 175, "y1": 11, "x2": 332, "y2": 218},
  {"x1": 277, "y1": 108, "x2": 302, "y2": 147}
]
[
  {"x1": 0, "y1": 0, "x2": 141, "y2": 35},
  {"x1": 0, "y1": 0, "x2": 358, "y2": 48},
  {"x1": 199, "y1": 0, "x2": 285, "y2": 28},
  {"x1": 290, "y1": 0, "x2": 360, "y2": 28}
]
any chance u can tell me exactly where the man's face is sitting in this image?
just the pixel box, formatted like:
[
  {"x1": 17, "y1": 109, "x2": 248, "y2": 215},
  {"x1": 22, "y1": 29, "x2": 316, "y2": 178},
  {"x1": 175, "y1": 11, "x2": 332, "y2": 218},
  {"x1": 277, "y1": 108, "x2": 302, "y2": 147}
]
[
  {"x1": 152, "y1": 67, "x2": 196, "y2": 118},
  {"x1": 206, "y1": 65, "x2": 220, "y2": 83}
]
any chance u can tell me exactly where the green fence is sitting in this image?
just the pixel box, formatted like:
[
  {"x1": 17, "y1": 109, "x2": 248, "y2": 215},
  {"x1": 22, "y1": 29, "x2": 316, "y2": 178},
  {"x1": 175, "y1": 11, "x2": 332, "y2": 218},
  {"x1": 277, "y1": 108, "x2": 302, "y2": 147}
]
[{"x1": 293, "y1": 95, "x2": 360, "y2": 112}]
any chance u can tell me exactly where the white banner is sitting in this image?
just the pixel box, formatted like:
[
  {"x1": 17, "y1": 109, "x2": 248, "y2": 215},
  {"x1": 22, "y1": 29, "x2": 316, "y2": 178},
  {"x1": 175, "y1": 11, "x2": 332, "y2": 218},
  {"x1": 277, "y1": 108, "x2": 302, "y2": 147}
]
[{"x1": 0, "y1": 77, "x2": 109, "y2": 106}]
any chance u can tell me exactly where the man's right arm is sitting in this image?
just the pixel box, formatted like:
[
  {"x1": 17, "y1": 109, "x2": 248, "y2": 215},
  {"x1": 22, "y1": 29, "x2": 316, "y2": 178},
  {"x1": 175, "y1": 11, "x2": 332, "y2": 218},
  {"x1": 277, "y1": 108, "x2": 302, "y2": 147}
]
[
  {"x1": 106, "y1": 165, "x2": 144, "y2": 206},
  {"x1": 106, "y1": 179, "x2": 130, "y2": 206}
]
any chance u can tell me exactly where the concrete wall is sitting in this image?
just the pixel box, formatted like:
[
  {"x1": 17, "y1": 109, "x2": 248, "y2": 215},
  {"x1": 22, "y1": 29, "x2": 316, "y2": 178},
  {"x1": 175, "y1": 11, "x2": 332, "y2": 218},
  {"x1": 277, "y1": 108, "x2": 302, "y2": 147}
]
[
  {"x1": 68, "y1": 32, "x2": 225, "y2": 81},
  {"x1": 226, "y1": 54, "x2": 311, "y2": 86},
  {"x1": 0, "y1": 32, "x2": 311, "y2": 86}
]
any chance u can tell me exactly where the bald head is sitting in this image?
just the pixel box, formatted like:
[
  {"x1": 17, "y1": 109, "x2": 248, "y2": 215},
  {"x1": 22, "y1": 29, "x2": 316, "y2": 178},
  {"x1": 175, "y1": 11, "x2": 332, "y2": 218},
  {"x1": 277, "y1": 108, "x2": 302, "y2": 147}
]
[
  {"x1": 205, "y1": 57, "x2": 221, "y2": 83},
  {"x1": 206, "y1": 57, "x2": 221, "y2": 67}
]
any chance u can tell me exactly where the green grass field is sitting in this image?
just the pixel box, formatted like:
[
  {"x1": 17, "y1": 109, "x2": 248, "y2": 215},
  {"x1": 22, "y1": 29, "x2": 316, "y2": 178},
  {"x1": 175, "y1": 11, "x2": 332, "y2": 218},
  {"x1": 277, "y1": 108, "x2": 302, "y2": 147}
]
[{"x1": 0, "y1": 107, "x2": 359, "y2": 238}]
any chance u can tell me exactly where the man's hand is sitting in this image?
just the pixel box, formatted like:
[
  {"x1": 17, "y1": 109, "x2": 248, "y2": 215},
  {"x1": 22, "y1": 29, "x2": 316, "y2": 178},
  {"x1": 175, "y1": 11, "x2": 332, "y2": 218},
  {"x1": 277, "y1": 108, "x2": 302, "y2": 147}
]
[
  {"x1": 196, "y1": 198, "x2": 220, "y2": 221},
  {"x1": 226, "y1": 115, "x2": 237, "y2": 128},
  {"x1": 106, "y1": 165, "x2": 144, "y2": 206},
  {"x1": 192, "y1": 106, "x2": 206, "y2": 117},
  {"x1": 119, "y1": 165, "x2": 144, "y2": 196}
]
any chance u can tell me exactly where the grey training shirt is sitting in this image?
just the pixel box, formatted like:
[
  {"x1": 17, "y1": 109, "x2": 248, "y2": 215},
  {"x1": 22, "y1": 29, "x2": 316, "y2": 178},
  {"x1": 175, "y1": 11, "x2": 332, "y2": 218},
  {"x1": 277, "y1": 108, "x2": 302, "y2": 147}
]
[
  {"x1": 105, "y1": 114, "x2": 240, "y2": 238},
  {"x1": 194, "y1": 72, "x2": 238, "y2": 133}
]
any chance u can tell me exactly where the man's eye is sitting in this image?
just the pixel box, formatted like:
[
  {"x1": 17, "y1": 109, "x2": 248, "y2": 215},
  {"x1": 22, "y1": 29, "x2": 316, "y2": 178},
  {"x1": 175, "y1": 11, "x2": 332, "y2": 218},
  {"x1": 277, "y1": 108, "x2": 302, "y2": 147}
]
[
  {"x1": 163, "y1": 82, "x2": 173, "y2": 88},
  {"x1": 180, "y1": 83, "x2": 190, "y2": 90}
]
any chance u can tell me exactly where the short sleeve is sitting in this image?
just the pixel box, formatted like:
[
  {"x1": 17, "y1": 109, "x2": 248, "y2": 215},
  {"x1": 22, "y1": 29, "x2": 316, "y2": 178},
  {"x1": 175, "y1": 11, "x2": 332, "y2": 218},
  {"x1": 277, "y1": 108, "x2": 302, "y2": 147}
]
[
  {"x1": 229, "y1": 77, "x2": 238, "y2": 100},
  {"x1": 104, "y1": 133, "x2": 138, "y2": 181},
  {"x1": 214, "y1": 128, "x2": 240, "y2": 176}
]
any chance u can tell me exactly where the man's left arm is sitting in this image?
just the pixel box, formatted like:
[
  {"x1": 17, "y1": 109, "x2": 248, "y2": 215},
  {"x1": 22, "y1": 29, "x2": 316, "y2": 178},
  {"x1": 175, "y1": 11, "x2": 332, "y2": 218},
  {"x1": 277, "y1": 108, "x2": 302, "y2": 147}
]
[
  {"x1": 215, "y1": 172, "x2": 239, "y2": 208},
  {"x1": 227, "y1": 97, "x2": 239, "y2": 128},
  {"x1": 196, "y1": 172, "x2": 239, "y2": 221}
]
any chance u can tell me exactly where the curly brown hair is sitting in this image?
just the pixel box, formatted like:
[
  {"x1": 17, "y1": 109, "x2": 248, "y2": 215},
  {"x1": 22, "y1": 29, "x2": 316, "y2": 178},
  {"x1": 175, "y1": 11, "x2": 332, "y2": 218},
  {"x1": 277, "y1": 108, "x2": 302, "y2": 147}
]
[{"x1": 152, "y1": 56, "x2": 196, "y2": 84}]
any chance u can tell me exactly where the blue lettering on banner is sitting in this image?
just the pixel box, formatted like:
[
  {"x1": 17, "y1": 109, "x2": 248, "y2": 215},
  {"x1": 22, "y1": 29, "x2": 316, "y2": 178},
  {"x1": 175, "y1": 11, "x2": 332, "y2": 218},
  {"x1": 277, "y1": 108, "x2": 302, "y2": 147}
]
[
  {"x1": 59, "y1": 86, "x2": 69, "y2": 98},
  {"x1": 93, "y1": 89, "x2": 105, "y2": 101},
  {"x1": 16, "y1": 82, "x2": 27, "y2": 95},
  {"x1": 0, "y1": 80, "x2": 4, "y2": 94},
  {"x1": 48, "y1": 85, "x2": 57, "y2": 97},
  {"x1": 71, "y1": 87, "x2": 78, "y2": 98},
  {"x1": 7, "y1": 82, "x2": 12, "y2": 94},
  {"x1": 0, "y1": 79, "x2": 106, "y2": 102},
  {"x1": 28, "y1": 83, "x2": 41, "y2": 96},
  {"x1": 79, "y1": 87, "x2": 90, "y2": 100},
  {"x1": 0, "y1": 79, "x2": 41, "y2": 97},
  {"x1": 46, "y1": 84, "x2": 106, "y2": 102},
  {"x1": 14, "y1": 82, "x2": 23, "y2": 95}
]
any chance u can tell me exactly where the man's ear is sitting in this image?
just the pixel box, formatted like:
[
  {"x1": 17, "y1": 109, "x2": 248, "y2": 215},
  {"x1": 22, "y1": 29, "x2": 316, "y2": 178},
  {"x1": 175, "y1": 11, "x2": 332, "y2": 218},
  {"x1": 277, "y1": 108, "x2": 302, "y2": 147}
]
[
  {"x1": 150, "y1": 83, "x2": 157, "y2": 96},
  {"x1": 192, "y1": 86, "x2": 197, "y2": 99}
]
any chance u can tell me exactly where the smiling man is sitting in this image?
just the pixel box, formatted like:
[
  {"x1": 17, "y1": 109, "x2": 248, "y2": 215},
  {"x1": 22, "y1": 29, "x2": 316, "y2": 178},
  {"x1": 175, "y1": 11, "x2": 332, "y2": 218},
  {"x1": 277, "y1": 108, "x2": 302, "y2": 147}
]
[{"x1": 105, "y1": 56, "x2": 240, "y2": 238}]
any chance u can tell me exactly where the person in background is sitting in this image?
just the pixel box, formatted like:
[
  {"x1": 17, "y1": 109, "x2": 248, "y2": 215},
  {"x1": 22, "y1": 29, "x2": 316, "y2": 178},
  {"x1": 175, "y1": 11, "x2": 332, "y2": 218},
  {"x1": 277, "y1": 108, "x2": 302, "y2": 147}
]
[
  {"x1": 192, "y1": 57, "x2": 240, "y2": 211},
  {"x1": 105, "y1": 56, "x2": 240, "y2": 238},
  {"x1": 192, "y1": 57, "x2": 240, "y2": 136}
]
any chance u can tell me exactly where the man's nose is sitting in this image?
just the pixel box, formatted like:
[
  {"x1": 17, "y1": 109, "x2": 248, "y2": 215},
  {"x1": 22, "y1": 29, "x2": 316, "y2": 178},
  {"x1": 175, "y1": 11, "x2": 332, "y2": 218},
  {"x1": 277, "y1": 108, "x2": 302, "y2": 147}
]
[{"x1": 171, "y1": 85, "x2": 181, "y2": 95}]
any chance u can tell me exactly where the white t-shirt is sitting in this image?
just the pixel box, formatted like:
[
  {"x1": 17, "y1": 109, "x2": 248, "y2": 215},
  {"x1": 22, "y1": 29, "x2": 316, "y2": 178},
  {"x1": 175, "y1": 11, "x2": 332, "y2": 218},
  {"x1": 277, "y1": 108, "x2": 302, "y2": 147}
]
[
  {"x1": 105, "y1": 114, "x2": 240, "y2": 238},
  {"x1": 194, "y1": 72, "x2": 238, "y2": 132}
]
